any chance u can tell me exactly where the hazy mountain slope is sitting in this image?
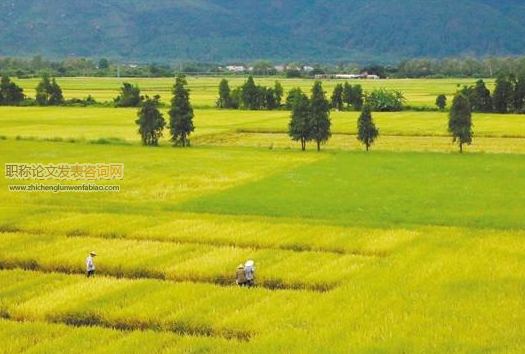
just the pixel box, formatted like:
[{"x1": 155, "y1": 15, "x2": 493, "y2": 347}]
[{"x1": 0, "y1": 0, "x2": 524, "y2": 62}]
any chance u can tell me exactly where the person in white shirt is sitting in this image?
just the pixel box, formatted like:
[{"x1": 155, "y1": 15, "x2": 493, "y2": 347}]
[
  {"x1": 86, "y1": 251, "x2": 96, "y2": 277},
  {"x1": 244, "y1": 260, "x2": 255, "y2": 287}
]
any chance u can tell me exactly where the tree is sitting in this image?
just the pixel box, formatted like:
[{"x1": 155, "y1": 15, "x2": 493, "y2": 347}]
[
  {"x1": 98, "y1": 58, "x2": 109, "y2": 70},
  {"x1": 115, "y1": 83, "x2": 142, "y2": 107},
  {"x1": 448, "y1": 93, "x2": 473, "y2": 153},
  {"x1": 342, "y1": 82, "x2": 353, "y2": 109},
  {"x1": 309, "y1": 81, "x2": 331, "y2": 151},
  {"x1": 357, "y1": 105, "x2": 379, "y2": 151},
  {"x1": 435, "y1": 94, "x2": 447, "y2": 111},
  {"x1": 49, "y1": 78, "x2": 64, "y2": 105},
  {"x1": 330, "y1": 83, "x2": 344, "y2": 110},
  {"x1": 169, "y1": 75, "x2": 194, "y2": 147},
  {"x1": 0, "y1": 75, "x2": 24, "y2": 105},
  {"x1": 342, "y1": 82, "x2": 363, "y2": 110},
  {"x1": 135, "y1": 95, "x2": 166, "y2": 146},
  {"x1": 288, "y1": 89, "x2": 311, "y2": 151},
  {"x1": 493, "y1": 75, "x2": 514, "y2": 113},
  {"x1": 35, "y1": 75, "x2": 63, "y2": 105},
  {"x1": 286, "y1": 87, "x2": 305, "y2": 109},
  {"x1": 216, "y1": 78, "x2": 232, "y2": 108},
  {"x1": 514, "y1": 74, "x2": 525, "y2": 113},
  {"x1": 286, "y1": 69, "x2": 301, "y2": 78},
  {"x1": 230, "y1": 87, "x2": 242, "y2": 109},
  {"x1": 274, "y1": 81, "x2": 283, "y2": 108},
  {"x1": 35, "y1": 76, "x2": 52, "y2": 105},
  {"x1": 264, "y1": 87, "x2": 278, "y2": 110},
  {"x1": 471, "y1": 79, "x2": 492, "y2": 112},
  {"x1": 350, "y1": 84, "x2": 364, "y2": 110},
  {"x1": 241, "y1": 76, "x2": 259, "y2": 110},
  {"x1": 366, "y1": 88, "x2": 405, "y2": 111}
]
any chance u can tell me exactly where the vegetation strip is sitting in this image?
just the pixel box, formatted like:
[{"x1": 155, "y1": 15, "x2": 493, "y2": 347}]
[
  {"x1": 0, "y1": 261, "x2": 337, "y2": 293},
  {"x1": 0, "y1": 312, "x2": 252, "y2": 342}
]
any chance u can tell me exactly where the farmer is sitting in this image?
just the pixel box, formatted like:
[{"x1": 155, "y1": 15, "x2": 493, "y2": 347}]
[
  {"x1": 86, "y1": 251, "x2": 96, "y2": 277},
  {"x1": 244, "y1": 260, "x2": 255, "y2": 287},
  {"x1": 236, "y1": 263, "x2": 247, "y2": 286}
]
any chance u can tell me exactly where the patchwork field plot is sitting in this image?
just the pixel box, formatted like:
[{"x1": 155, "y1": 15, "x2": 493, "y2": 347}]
[{"x1": 1, "y1": 78, "x2": 524, "y2": 353}]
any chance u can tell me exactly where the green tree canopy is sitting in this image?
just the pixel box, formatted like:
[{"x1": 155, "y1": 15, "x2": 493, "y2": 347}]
[
  {"x1": 350, "y1": 84, "x2": 364, "y2": 110},
  {"x1": 216, "y1": 78, "x2": 232, "y2": 108},
  {"x1": 241, "y1": 76, "x2": 259, "y2": 110},
  {"x1": 135, "y1": 95, "x2": 166, "y2": 146},
  {"x1": 35, "y1": 75, "x2": 63, "y2": 106},
  {"x1": 49, "y1": 78, "x2": 64, "y2": 105},
  {"x1": 274, "y1": 81, "x2": 283, "y2": 108},
  {"x1": 330, "y1": 83, "x2": 344, "y2": 111},
  {"x1": 309, "y1": 81, "x2": 331, "y2": 151},
  {"x1": 288, "y1": 89, "x2": 311, "y2": 151},
  {"x1": 514, "y1": 74, "x2": 525, "y2": 113},
  {"x1": 342, "y1": 82, "x2": 353, "y2": 109},
  {"x1": 286, "y1": 87, "x2": 305, "y2": 109},
  {"x1": 493, "y1": 75, "x2": 514, "y2": 113},
  {"x1": 448, "y1": 93, "x2": 473, "y2": 153},
  {"x1": 98, "y1": 58, "x2": 109, "y2": 70},
  {"x1": 471, "y1": 79, "x2": 493, "y2": 112},
  {"x1": 435, "y1": 94, "x2": 447, "y2": 111},
  {"x1": 115, "y1": 82, "x2": 143, "y2": 107},
  {"x1": 366, "y1": 88, "x2": 405, "y2": 111},
  {"x1": 357, "y1": 105, "x2": 379, "y2": 151},
  {"x1": 0, "y1": 75, "x2": 24, "y2": 105},
  {"x1": 169, "y1": 75, "x2": 194, "y2": 147}
]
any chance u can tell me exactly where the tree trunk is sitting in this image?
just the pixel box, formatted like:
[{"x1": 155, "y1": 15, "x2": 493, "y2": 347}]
[
  {"x1": 301, "y1": 138, "x2": 306, "y2": 151},
  {"x1": 317, "y1": 140, "x2": 320, "y2": 151},
  {"x1": 366, "y1": 142, "x2": 369, "y2": 152},
  {"x1": 459, "y1": 142, "x2": 463, "y2": 153}
]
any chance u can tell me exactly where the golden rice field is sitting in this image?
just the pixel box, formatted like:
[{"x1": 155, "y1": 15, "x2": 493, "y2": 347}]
[{"x1": 0, "y1": 77, "x2": 524, "y2": 353}]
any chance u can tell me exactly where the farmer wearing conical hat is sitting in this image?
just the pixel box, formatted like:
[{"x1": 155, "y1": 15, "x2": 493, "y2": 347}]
[
  {"x1": 244, "y1": 260, "x2": 255, "y2": 287},
  {"x1": 236, "y1": 263, "x2": 247, "y2": 286},
  {"x1": 86, "y1": 251, "x2": 97, "y2": 277}
]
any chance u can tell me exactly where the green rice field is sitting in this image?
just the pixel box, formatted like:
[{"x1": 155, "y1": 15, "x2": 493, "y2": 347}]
[{"x1": 0, "y1": 77, "x2": 524, "y2": 353}]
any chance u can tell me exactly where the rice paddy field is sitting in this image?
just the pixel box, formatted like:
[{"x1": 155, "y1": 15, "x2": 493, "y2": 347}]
[
  {"x1": 13, "y1": 76, "x2": 495, "y2": 108},
  {"x1": 0, "y1": 77, "x2": 524, "y2": 353}
]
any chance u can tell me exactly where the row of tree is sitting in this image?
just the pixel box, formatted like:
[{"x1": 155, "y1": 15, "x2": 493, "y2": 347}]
[
  {"x1": 397, "y1": 57, "x2": 525, "y2": 78},
  {"x1": 2, "y1": 55, "x2": 525, "y2": 79},
  {"x1": 216, "y1": 77, "x2": 284, "y2": 110},
  {"x1": 288, "y1": 82, "x2": 472, "y2": 153},
  {"x1": 287, "y1": 81, "x2": 379, "y2": 151},
  {"x1": 329, "y1": 83, "x2": 363, "y2": 111},
  {"x1": 217, "y1": 77, "x2": 406, "y2": 112},
  {"x1": 135, "y1": 75, "x2": 194, "y2": 147},
  {"x1": 435, "y1": 75, "x2": 525, "y2": 114}
]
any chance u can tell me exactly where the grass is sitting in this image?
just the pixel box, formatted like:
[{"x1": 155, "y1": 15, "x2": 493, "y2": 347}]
[{"x1": 0, "y1": 78, "x2": 524, "y2": 352}]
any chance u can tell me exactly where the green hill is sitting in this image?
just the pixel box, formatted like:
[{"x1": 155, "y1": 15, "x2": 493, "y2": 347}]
[{"x1": 1, "y1": 0, "x2": 524, "y2": 62}]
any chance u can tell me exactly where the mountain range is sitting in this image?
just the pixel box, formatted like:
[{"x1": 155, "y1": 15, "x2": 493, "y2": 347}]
[{"x1": 1, "y1": 0, "x2": 524, "y2": 63}]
